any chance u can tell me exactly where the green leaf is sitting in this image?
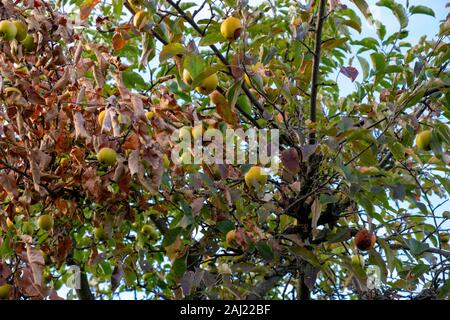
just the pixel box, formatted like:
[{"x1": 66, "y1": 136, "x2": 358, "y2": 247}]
[
  {"x1": 290, "y1": 246, "x2": 321, "y2": 267},
  {"x1": 342, "y1": 20, "x2": 361, "y2": 33},
  {"x1": 162, "y1": 227, "x2": 182, "y2": 247},
  {"x1": 378, "y1": 239, "x2": 396, "y2": 272},
  {"x1": 256, "y1": 241, "x2": 274, "y2": 262},
  {"x1": 216, "y1": 220, "x2": 234, "y2": 233},
  {"x1": 438, "y1": 278, "x2": 450, "y2": 299},
  {"x1": 171, "y1": 255, "x2": 187, "y2": 280},
  {"x1": 326, "y1": 227, "x2": 352, "y2": 243},
  {"x1": 368, "y1": 249, "x2": 388, "y2": 282},
  {"x1": 409, "y1": 5, "x2": 435, "y2": 17},
  {"x1": 199, "y1": 32, "x2": 224, "y2": 46},
  {"x1": 322, "y1": 37, "x2": 348, "y2": 51},
  {"x1": 370, "y1": 52, "x2": 385, "y2": 73},
  {"x1": 377, "y1": 0, "x2": 408, "y2": 29},
  {"x1": 122, "y1": 70, "x2": 147, "y2": 90},
  {"x1": 388, "y1": 141, "x2": 405, "y2": 160},
  {"x1": 408, "y1": 238, "x2": 429, "y2": 256},
  {"x1": 112, "y1": 0, "x2": 122, "y2": 19},
  {"x1": 376, "y1": 22, "x2": 387, "y2": 40},
  {"x1": 358, "y1": 56, "x2": 370, "y2": 79},
  {"x1": 319, "y1": 194, "x2": 338, "y2": 205},
  {"x1": 182, "y1": 53, "x2": 206, "y2": 80},
  {"x1": 191, "y1": 64, "x2": 225, "y2": 87},
  {"x1": 159, "y1": 43, "x2": 185, "y2": 63},
  {"x1": 383, "y1": 65, "x2": 403, "y2": 74}
]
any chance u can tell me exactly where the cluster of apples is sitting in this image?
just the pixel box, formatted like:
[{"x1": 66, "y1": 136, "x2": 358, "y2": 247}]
[
  {"x1": 179, "y1": 16, "x2": 242, "y2": 95},
  {"x1": 96, "y1": 109, "x2": 155, "y2": 168},
  {"x1": 0, "y1": 19, "x2": 36, "y2": 51}
]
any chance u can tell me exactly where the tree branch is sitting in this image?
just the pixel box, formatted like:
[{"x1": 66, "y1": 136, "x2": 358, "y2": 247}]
[{"x1": 308, "y1": 0, "x2": 327, "y2": 145}]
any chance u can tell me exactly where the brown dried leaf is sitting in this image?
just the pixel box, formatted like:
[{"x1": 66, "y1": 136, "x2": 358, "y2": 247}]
[
  {"x1": 281, "y1": 148, "x2": 300, "y2": 174},
  {"x1": 73, "y1": 111, "x2": 91, "y2": 141},
  {"x1": 26, "y1": 244, "x2": 45, "y2": 287}
]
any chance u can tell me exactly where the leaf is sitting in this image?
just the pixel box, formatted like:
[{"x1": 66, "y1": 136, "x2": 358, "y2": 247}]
[
  {"x1": 376, "y1": 0, "x2": 408, "y2": 29},
  {"x1": 368, "y1": 249, "x2": 388, "y2": 282},
  {"x1": 409, "y1": 5, "x2": 435, "y2": 17},
  {"x1": 351, "y1": 0, "x2": 373, "y2": 21},
  {"x1": 438, "y1": 278, "x2": 450, "y2": 299},
  {"x1": 290, "y1": 246, "x2": 321, "y2": 267},
  {"x1": 171, "y1": 255, "x2": 187, "y2": 280},
  {"x1": 190, "y1": 197, "x2": 205, "y2": 216},
  {"x1": 311, "y1": 198, "x2": 322, "y2": 239},
  {"x1": 159, "y1": 43, "x2": 185, "y2": 63},
  {"x1": 199, "y1": 32, "x2": 224, "y2": 46},
  {"x1": 256, "y1": 241, "x2": 274, "y2": 262},
  {"x1": 111, "y1": 264, "x2": 123, "y2": 293},
  {"x1": 408, "y1": 238, "x2": 429, "y2": 256},
  {"x1": 112, "y1": 0, "x2": 123, "y2": 19},
  {"x1": 191, "y1": 64, "x2": 225, "y2": 88},
  {"x1": 340, "y1": 66, "x2": 359, "y2": 82},
  {"x1": 370, "y1": 52, "x2": 385, "y2": 73},
  {"x1": 388, "y1": 141, "x2": 405, "y2": 160},
  {"x1": 26, "y1": 244, "x2": 45, "y2": 286},
  {"x1": 341, "y1": 20, "x2": 361, "y2": 33},
  {"x1": 357, "y1": 56, "x2": 370, "y2": 79},
  {"x1": 73, "y1": 112, "x2": 91, "y2": 142},
  {"x1": 80, "y1": 0, "x2": 100, "y2": 21},
  {"x1": 281, "y1": 148, "x2": 300, "y2": 174},
  {"x1": 378, "y1": 239, "x2": 396, "y2": 273},
  {"x1": 112, "y1": 31, "x2": 126, "y2": 51},
  {"x1": 322, "y1": 37, "x2": 348, "y2": 50},
  {"x1": 0, "y1": 173, "x2": 18, "y2": 197},
  {"x1": 162, "y1": 227, "x2": 183, "y2": 248},
  {"x1": 128, "y1": 150, "x2": 141, "y2": 176},
  {"x1": 182, "y1": 53, "x2": 205, "y2": 80}
]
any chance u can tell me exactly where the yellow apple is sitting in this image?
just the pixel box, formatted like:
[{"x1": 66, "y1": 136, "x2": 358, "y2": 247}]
[
  {"x1": 351, "y1": 254, "x2": 365, "y2": 269},
  {"x1": 162, "y1": 154, "x2": 170, "y2": 168},
  {"x1": 244, "y1": 166, "x2": 268, "y2": 189},
  {"x1": 416, "y1": 130, "x2": 433, "y2": 151},
  {"x1": 179, "y1": 126, "x2": 192, "y2": 141},
  {"x1": 38, "y1": 214, "x2": 54, "y2": 231},
  {"x1": 145, "y1": 111, "x2": 155, "y2": 120},
  {"x1": 0, "y1": 284, "x2": 12, "y2": 300},
  {"x1": 12, "y1": 20, "x2": 27, "y2": 41},
  {"x1": 98, "y1": 110, "x2": 106, "y2": 126},
  {"x1": 94, "y1": 227, "x2": 107, "y2": 241},
  {"x1": 182, "y1": 69, "x2": 193, "y2": 85},
  {"x1": 439, "y1": 232, "x2": 449, "y2": 243},
  {"x1": 97, "y1": 147, "x2": 117, "y2": 166},
  {"x1": 192, "y1": 124, "x2": 204, "y2": 141},
  {"x1": 6, "y1": 217, "x2": 14, "y2": 229},
  {"x1": 195, "y1": 73, "x2": 219, "y2": 95},
  {"x1": 133, "y1": 10, "x2": 150, "y2": 31},
  {"x1": 220, "y1": 17, "x2": 242, "y2": 40},
  {"x1": 0, "y1": 20, "x2": 17, "y2": 41},
  {"x1": 225, "y1": 229, "x2": 237, "y2": 247}
]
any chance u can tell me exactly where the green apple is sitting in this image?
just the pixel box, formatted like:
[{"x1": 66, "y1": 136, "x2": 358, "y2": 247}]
[{"x1": 0, "y1": 20, "x2": 17, "y2": 41}]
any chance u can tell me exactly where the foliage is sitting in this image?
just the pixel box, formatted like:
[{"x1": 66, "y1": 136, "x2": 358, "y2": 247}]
[{"x1": 0, "y1": 0, "x2": 449, "y2": 300}]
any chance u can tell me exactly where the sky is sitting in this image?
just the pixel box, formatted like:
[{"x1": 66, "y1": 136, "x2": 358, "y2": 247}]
[{"x1": 57, "y1": 0, "x2": 449, "y2": 299}]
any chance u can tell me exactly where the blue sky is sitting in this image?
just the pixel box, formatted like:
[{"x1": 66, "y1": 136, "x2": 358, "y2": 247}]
[{"x1": 339, "y1": 0, "x2": 448, "y2": 90}]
